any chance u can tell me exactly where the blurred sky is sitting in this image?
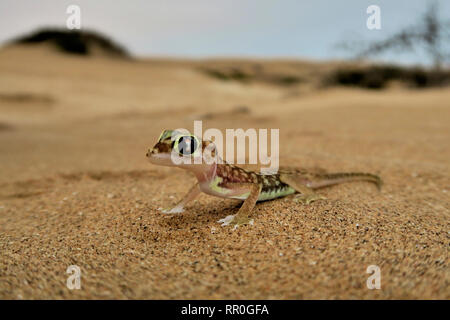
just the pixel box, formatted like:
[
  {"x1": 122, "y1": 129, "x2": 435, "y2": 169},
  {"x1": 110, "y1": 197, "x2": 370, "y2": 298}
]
[{"x1": 0, "y1": 0, "x2": 448, "y2": 65}]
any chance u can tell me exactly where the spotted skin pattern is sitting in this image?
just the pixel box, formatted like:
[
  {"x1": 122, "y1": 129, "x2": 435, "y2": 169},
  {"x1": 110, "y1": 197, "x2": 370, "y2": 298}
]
[
  {"x1": 215, "y1": 164, "x2": 295, "y2": 201},
  {"x1": 147, "y1": 129, "x2": 382, "y2": 229}
]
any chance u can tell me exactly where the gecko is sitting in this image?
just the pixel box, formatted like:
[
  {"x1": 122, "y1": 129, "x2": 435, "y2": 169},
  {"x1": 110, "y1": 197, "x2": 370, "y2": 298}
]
[{"x1": 146, "y1": 129, "x2": 382, "y2": 229}]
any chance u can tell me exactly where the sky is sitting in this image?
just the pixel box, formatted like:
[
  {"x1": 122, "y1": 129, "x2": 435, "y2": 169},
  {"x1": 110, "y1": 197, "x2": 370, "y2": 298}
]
[{"x1": 0, "y1": 0, "x2": 448, "y2": 65}]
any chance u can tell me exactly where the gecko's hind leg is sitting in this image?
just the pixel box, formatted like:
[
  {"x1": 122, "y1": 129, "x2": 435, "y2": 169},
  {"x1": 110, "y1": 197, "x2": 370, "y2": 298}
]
[
  {"x1": 218, "y1": 183, "x2": 261, "y2": 229},
  {"x1": 279, "y1": 173, "x2": 326, "y2": 205}
]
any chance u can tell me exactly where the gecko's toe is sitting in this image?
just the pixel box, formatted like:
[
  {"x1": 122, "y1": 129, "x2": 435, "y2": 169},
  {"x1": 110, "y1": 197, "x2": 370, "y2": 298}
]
[
  {"x1": 294, "y1": 194, "x2": 326, "y2": 205},
  {"x1": 218, "y1": 214, "x2": 235, "y2": 226},
  {"x1": 160, "y1": 206, "x2": 184, "y2": 214},
  {"x1": 218, "y1": 215, "x2": 254, "y2": 229},
  {"x1": 232, "y1": 218, "x2": 254, "y2": 230}
]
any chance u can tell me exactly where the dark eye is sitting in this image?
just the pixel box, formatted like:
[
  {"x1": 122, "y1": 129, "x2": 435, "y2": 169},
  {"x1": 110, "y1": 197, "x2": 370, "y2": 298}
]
[{"x1": 177, "y1": 136, "x2": 198, "y2": 156}]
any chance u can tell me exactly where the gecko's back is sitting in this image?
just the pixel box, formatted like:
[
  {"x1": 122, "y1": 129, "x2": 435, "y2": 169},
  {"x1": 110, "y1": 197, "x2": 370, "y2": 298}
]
[{"x1": 215, "y1": 164, "x2": 296, "y2": 201}]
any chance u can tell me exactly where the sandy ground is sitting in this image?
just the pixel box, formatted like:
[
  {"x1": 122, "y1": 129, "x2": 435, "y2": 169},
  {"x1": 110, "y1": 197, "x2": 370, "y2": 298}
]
[{"x1": 0, "y1": 46, "x2": 448, "y2": 299}]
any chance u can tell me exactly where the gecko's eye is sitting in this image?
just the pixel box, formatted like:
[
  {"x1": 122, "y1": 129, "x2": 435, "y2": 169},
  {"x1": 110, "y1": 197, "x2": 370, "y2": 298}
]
[{"x1": 174, "y1": 135, "x2": 199, "y2": 156}]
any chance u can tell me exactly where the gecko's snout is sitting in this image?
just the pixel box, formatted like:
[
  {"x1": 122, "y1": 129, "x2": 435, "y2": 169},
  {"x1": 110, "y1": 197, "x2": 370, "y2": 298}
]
[
  {"x1": 146, "y1": 146, "x2": 174, "y2": 166},
  {"x1": 146, "y1": 148, "x2": 156, "y2": 157}
]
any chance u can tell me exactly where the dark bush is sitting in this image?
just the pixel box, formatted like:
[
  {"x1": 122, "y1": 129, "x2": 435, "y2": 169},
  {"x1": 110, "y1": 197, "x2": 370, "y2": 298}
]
[
  {"x1": 275, "y1": 75, "x2": 303, "y2": 86},
  {"x1": 202, "y1": 68, "x2": 250, "y2": 82},
  {"x1": 11, "y1": 28, "x2": 129, "y2": 57},
  {"x1": 327, "y1": 65, "x2": 450, "y2": 89}
]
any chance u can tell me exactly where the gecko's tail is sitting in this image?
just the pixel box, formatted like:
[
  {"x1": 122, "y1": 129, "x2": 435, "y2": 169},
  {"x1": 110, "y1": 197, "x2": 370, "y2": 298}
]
[{"x1": 310, "y1": 172, "x2": 382, "y2": 190}]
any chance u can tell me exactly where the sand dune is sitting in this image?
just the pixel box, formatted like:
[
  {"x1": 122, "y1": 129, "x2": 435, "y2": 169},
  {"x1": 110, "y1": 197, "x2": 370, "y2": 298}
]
[{"x1": 0, "y1": 46, "x2": 448, "y2": 299}]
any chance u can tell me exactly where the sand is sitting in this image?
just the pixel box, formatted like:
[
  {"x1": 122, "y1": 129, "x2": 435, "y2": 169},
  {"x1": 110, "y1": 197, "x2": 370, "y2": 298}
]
[{"x1": 0, "y1": 45, "x2": 448, "y2": 299}]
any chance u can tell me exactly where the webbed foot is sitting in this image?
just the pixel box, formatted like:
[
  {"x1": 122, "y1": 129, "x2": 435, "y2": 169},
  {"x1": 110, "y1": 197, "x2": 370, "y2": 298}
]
[
  {"x1": 159, "y1": 206, "x2": 184, "y2": 214},
  {"x1": 218, "y1": 214, "x2": 254, "y2": 230},
  {"x1": 294, "y1": 193, "x2": 326, "y2": 205}
]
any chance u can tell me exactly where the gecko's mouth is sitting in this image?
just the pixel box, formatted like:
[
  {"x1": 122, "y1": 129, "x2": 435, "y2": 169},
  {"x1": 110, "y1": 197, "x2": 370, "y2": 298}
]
[{"x1": 146, "y1": 151, "x2": 175, "y2": 166}]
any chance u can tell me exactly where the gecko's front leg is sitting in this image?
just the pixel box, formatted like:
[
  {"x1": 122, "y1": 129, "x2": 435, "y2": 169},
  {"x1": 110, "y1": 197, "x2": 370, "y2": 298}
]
[
  {"x1": 218, "y1": 183, "x2": 262, "y2": 229},
  {"x1": 160, "y1": 183, "x2": 201, "y2": 214}
]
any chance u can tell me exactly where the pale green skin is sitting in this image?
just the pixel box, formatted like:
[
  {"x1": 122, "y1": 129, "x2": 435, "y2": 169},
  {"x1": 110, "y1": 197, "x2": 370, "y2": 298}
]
[{"x1": 257, "y1": 186, "x2": 296, "y2": 201}]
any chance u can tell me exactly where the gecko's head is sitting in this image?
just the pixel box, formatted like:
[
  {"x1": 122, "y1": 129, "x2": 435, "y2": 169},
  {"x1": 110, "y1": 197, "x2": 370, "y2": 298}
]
[{"x1": 146, "y1": 129, "x2": 217, "y2": 169}]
